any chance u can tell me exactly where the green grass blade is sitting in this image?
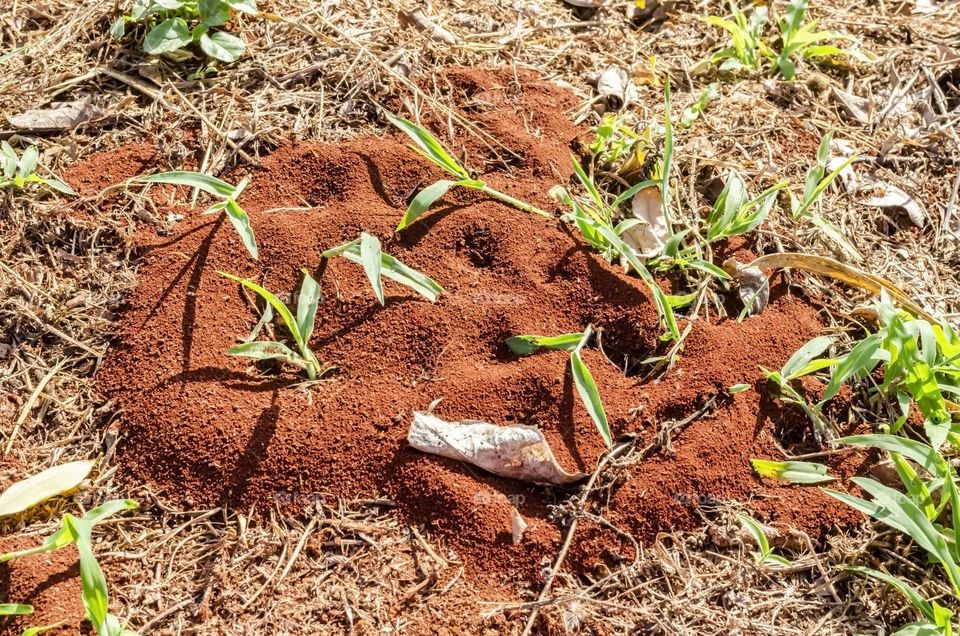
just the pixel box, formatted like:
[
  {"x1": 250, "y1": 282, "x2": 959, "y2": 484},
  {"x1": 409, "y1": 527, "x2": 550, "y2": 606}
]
[
  {"x1": 227, "y1": 341, "x2": 307, "y2": 368},
  {"x1": 295, "y1": 270, "x2": 320, "y2": 343},
  {"x1": 379, "y1": 253, "x2": 443, "y2": 302},
  {"x1": 506, "y1": 333, "x2": 584, "y2": 355},
  {"x1": 661, "y1": 78, "x2": 674, "y2": 235},
  {"x1": 140, "y1": 171, "x2": 236, "y2": 197},
  {"x1": 41, "y1": 178, "x2": 77, "y2": 196},
  {"x1": 782, "y1": 335, "x2": 833, "y2": 379},
  {"x1": 63, "y1": 517, "x2": 109, "y2": 634},
  {"x1": 834, "y1": 435, "x2": 939, "y2": 473},
  {"x1": 0, "y1": 604, "x2": 32, "y2": 616},
  {"x1": 217, "y1": 272, "x2": 303, "y2": 350},
  {"x1": 385, "y1": 113, "x2": 469, "y2": 179},
  {"x1": 571, "y1": 347, "x2": 611, "y2": 448},
  {"x1": 819, "y1": 333, "x2": 882, "y2": 404},
  {"x1": 847, "y1": 566, "x2": 935, "y2": 622},
  {"x1": 359, "y1": 233, "x2": 384, "y2": 305},
  {"x1": 750, "y1": 459, "x2": 834, "y2": 484},
  {"x1": 223, "y1": 198, "x2": 258, "y2": 259},
  {"x1": 737, "y1": 513, "x2": 772, "y2": 559},
  {"x1": 890, "y1": 452, "x2": 936, "y2": 519},
  {"x1": 610, "y1": 178, "x2": 661, "y2": 211},
  {"x1": 397, "y1": 179, "x2": 458, "y2": 231}
]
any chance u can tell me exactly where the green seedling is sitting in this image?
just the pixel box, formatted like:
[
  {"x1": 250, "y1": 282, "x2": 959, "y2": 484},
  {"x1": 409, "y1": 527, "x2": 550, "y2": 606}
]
[
  {"x1": 680, "y1": 83, "x2": 719, "y2": 128},
  {"x1": 704, "y1": 171, "x2": 788, "y2": 243},
  {"x1": 322, "y1": 232, "x2": 444, "y2": 305},
  {"x1": 791, "y1": 131, "x2": 860, "y2": 259},
  {"x1": 0, "y1": 604, "x2": 32, "y2": 616},
  {"x1": 1, "y1": 499, "x2": 139, "y2": 636},
  {"x1": 111, "y1": 0, "x2": 256, "y2": 63},
  {"x1": 508, "y1": 325, "x2": 611, "y2": 448},
  {"x1": 140, "y1": 171, "x2": 258, "y2": 259},
  {"x1": 219, "y1": 270, "x2": 324, "y2": 380},
  {"x1": 385, "y1": 113, "x2": 550, "y2": 231},
  {"x1": 847, "y1": 566, "x2": 955, "y2": 635},
  {"x1": 737, "y1": 514, "x2": 792, "y2": 567},
  {"x1": 759, "y1": 335, "x2": 835, "y2": 440},
  {"x1": 0, "y1": 143, "x2": 75, "y2": 195},
  {"x1": 703, "y1": 0, "x2": 866, "y2": 79}
]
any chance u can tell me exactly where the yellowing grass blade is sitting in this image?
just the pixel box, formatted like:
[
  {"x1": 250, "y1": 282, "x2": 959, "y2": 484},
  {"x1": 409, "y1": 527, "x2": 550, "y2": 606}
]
[
  {"x1": 0, "y1": 460, "x2": 94, "y2": 517},
  {"x1": 746, "y1": 252, "x2": 936, "y2": 323}
]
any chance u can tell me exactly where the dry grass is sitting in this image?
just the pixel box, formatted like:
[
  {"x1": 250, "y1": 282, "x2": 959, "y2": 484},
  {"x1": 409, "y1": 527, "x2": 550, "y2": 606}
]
[{"x1": 1, "y1": 0, "x2": 959, "y2": 633}]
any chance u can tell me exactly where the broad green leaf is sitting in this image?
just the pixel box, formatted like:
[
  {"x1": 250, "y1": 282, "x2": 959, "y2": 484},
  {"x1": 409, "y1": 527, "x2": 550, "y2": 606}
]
[
  {"x1": 141, "y1": 171, "x2": 235, "y2": 197},
  {"x1": 571, "y1": 330, "x2": 611, "y2": 448},
  {"x1": 41, "y1": 178, "x2": 77, "y2": 196},
  {"x1": 750, "y1": 459, "x2": 834, "y2": 484},
  {"x1": 834, "y1": 434, "x2": 940, "y2": 475},
  {"x1": 199, "y1": 31, "x2": 245, "y2": 63},
  {"x1": 227, "y1": 341, "x2": 306, "y2": 368},
  {"x1": 359, "y1": 233, "x2": 384, "y2": 305},
  {"x1": 385, "y1": 113, "x2": 469, "y2": 179},
  {"x1": 143, "y1": 18, "x2": 191, "y2": 54},
  {"x1": 218, "y1": 273, "x2": 303, "y2": 350},
  {"x1": 223, "y1": 198, "x2": 258, "y2": 259},
  {"x1": 19, "y1": 146, "x2": 38, "y2": 177},
  {"x1": 110, "y1": 16, "x2": 127, "y2": 38},
  {"x1": 0, "y1": 460, "x2": 94, "y2": 517},
  {"x1": 397, "y1": 179, "x2": 457, "y2": 231},
  {"x1": 64, "y1": 516, "x2": 110, "y2": 634},
  {"x1": 852, "y1": 476, "x2": 960, "y2": 593},
  {"x1": 737, "y1": 514, "x2": 772, "y2": 558},
  {"x1": 295, "y1": 270, "x2": 320, "y2": 343},
  {"x1": 199, "y1": 0, "x2": 231, "y2": 25},
  {"x1": 782, "y1": 335, "x2": 833, "y2": 379},
  {"x1": 506, "y1": 333, "x2": 584, "y2": 355},
  {"x1": 0, "y1": 604, "x2": 32, "y2": 615},
  {"x1": 819, "y1": 333, "x2": 881, "y2": 404}
]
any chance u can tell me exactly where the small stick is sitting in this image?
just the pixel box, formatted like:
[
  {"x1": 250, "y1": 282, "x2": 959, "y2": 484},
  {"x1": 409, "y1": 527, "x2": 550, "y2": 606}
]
[{"x1": 6, "y1": 359, "x2": 65, "y2": 454}]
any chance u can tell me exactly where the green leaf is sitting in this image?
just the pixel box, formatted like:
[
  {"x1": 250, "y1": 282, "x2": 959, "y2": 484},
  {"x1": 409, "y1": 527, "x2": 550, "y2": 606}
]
[
  {"x1": 199, "y1": 31, "x2": 245, "y2": 63},
  {"x1": 729, "y1": 383, "x2": 751, "y2": 394},
  {"x1": 140, "y1": 171, "x2": 235, "y2": 197},
  {"x1": 0, "y1": 460, "x2": 94, "y2": 517},
  {"x1": 782, "y1": 335, "x2": 833, "y2": 379},
  {"x1": 227, "y1": 341, "x2": 306, "y2": 368},
  {"x1": 63, "y1": 516, "x2": 110, "y2": 634},
  {"x1": 660, "y1": 78, "x2": 674, "y2": 234},
  {"x1": 385, "y1": 113, "x2": 469, "y2": 179},
  {"x1": 750, "y1": 459, "x2": 834, "y2": 484},
  {"x1": 506, "y1": 333, "x2": 584, "y2": 355},
  {"x1": 18, "y1": 146, "x2": 38, "y2": 177},
  {"x1": 1, "y1": 141, "x2": 17, "y2": 179},
  {"x1": 847, "y1": 566, "x2": 935, "y2": 622},
  {"x1": 222, "y1": 198, "x2": 258, "y2": 259},
  {"x1": 110, "y1": 16, "x2": 127, "y2": 38},
  {"x1": 570, "y1": 328, "x2": 611, "y2": 448},
  {"x1": 143, "y1": 18, "x2": 191, "y2": 55},
  {"x1": 295, "y1": 270, "x2": 320, "y2": 343},
  {"x1": 41, "y1": 178, "x2": 77, "y2": 196},
  {"x1": 737, "y1": 514, "x2": 772, "y2": 559},
  {"x1": 359, "y1": 233, "x2": 384, "y2": 305},
  {"x1": 398, "y1": 179, "x2": 457, "y2": 231},
  {"x1": 819, "y1": 333, "x2": 881, "y2": 404},
  {"x1": 325, "y1": 237, "x2": 444, "y2": 303},
  {"x1": 0, "y1": 604, "x2": 32, "y2": 616},
  {"x1": 680, "y1": 83, "x2": 718, "y2": 128},
  {"x1": 890, "y1": 452, "x2": 936, "y2": 520},
  {"x1": 225, "y1": 0, "x2": 257, "y2": 13},
  {"x1": 199, "y1": 0, "x2": 231, "y2": 25},
  {"x1": 218, "y1": 273, "x2": 304, "y2": 349}
]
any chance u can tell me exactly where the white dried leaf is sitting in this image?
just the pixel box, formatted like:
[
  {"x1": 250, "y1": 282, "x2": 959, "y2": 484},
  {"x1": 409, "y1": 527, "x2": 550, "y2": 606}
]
[
  {"x1": 595, "y1": 67, "x2": 628, "y2": 112},
  {"x1": 407, "y1": 411, "x2": 587, "y2": 485},
  {"x1": 723, "y1": 258, "x2": 769, "y2": 315},
  {"x1": 621, "y1": 186, "x2": 667, "y2": 264},
  {"x1": 8, "y1": 101, "x2": 104, "y2": 132},
  {"x1": 861, "y1": 182, "x2": 926, "y2": 227},
  {"x1": 0, "y1": 460, "x2": 94, "y2": 517},
  {"x1": 511, "y1": 507, "x2": 528, "y2": 545},
  {"x1": 830, "y1": 87, "x2": 871, "y2": 124}
]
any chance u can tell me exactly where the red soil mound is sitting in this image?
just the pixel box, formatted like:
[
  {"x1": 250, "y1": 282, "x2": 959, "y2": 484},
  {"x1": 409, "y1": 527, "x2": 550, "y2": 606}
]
[
  {"x1": 90, "y1": 68, "x2": 863, "y2": 594},
  {"x1": 0, "y1": 535, "x2": 83, "y2": 635}
]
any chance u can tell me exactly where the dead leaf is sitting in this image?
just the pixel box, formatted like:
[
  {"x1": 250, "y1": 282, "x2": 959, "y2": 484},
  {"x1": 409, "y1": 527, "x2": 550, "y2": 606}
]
[
  {"x1": 511, "y1": 508, "x2": 528, "y2": 545},
  {"x1": 722, "y1": 258, "x2": 769, "y2": 315},
  {"x1": 407, "y1": 411, "x2": 587, "y2": 485},
  {"x1": 861, "y1": 182, "x2": 927, "y2": 228},
  {"x1": 830, "y1": 86, "x2": 872, "y2": 124},
  {"x1": 594, "y1": 67, "x2": 628, "y2": 112},
  {"x1": 621, "y1": 186, "x2": 667, "y2": 264},
  {"x1": 399, "y1": 8, "x2": 456, "y2": 45},
  {"x1": 7, "y1": 100, "x2": 104, "y2": 132}
]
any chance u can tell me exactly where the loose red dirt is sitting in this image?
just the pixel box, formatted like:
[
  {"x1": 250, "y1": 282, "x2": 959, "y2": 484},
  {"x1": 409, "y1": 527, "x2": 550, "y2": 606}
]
[
  {"x1": 75, "y1": 68, "x2": 864, "y2": 606},
  {"x1": 0, "y1": 535, "x2": 83, "y2": 635}
]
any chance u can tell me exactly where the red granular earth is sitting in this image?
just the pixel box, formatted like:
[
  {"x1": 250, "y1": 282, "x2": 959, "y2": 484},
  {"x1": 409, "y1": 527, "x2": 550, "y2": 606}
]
[{"x1": 81, "y1": 68, "x2": 863, "y2": 600}]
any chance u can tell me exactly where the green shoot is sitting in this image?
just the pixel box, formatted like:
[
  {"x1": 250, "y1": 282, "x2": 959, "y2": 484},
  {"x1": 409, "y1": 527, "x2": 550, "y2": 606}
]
[
  {"x1": 112, "y1": 0, "x2": 256, "y2": 63},
  {"x1": 509, "y1": 325, "x2": 611, "y2": 448},
  {"x1": 704, "y1": 172, "x2": 788, "y2": 242},
  {"x1": 588, "y1": 113, "x2": 643, "y2": 167},
  {"x1": 322, "y1": 232, "x2": 444, "y2": 304},
  {"x1": 737, "y1": 514, "x2": 791, "y2": 567},
  {"x1": 0, "y1": 143, "x2": 75, "y2": 195},
  {"x1": 0, "y1": 500, "x2": 138, "y2": 636},
  {"x1": 385, "y1": 113, "x2": 551, "y2": 230},
  {"x1": 140, "y1": 171, "x2": 258, "y2": 259},
  {"x1": 759, "y1": 335, "x2": 834, "y2": 440},
  {"x1": 847, "y1": 566, "x2": 955, "y2": 634},
  {"x1": 750, "y1": 459, "x2": 834, "y2": 484},
  {"x1": 218, "y1": 270, "x2": 324, "y2": 380},
  {"x1": 702, "y1": 0, "x2": 867, "y2": 79},
  {"x1": 680, "y1": 83, "x2": 719, "y2": 129},
  {"x1": 0, "y1": 604, "x2": 33, "y2": 616}
]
